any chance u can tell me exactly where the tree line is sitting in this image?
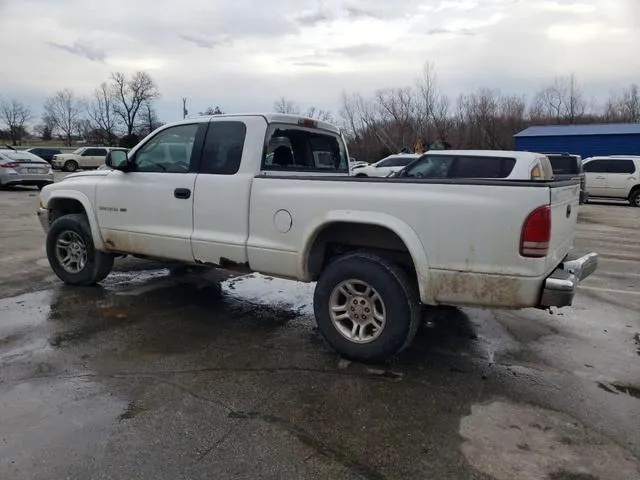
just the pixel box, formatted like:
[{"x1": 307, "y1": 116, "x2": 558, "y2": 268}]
[
  {"x1": 0, "y1": 71, "x2": 162, "y2": 147},
  {"x1": 336, "y1": 64, "x2": 640, "y2": 162},
  {"x1": 2, "y1": 63, "x2": 638, "y2": 159}
]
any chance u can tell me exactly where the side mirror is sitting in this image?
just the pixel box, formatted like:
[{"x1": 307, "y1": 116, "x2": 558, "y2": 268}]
[{"x1": 105, "y1": 150, "x2": 129, "y2": 171}]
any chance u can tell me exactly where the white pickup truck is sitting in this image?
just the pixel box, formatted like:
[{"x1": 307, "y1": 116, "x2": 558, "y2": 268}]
[{"x1": 38, "y1": 114, "x2": 598, "y2": 362}]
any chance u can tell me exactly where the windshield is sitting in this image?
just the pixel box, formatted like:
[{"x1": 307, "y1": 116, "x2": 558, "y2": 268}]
[{"x1": 72, "y1": 148, "x2": 85, "y2": 154}]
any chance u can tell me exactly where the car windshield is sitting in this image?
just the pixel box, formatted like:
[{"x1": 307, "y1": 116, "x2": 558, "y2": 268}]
[{"x1": 72, "y1": 148, "x2": 85, "y2": 154}]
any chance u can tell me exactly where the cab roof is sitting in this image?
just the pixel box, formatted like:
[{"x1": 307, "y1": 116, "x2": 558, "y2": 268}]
[{"x1": 173, "y1": 113, "x2": 340, "y2": 134}]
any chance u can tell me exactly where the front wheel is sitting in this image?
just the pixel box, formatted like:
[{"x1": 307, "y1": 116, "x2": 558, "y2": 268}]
[
  {"x1": 46, "y1": 213, "x2": 114, "y2": 285},
  {"x1": 629, "y1": 189, "x2": 640, "y2": 207},
  {"x1": 313, "y1": 252, "x2": 421, "y2": 363}
]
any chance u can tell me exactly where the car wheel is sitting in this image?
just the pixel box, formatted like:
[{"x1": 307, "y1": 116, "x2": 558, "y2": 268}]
[
  {"x1": 46, "y1": 213, "x2": 114, "y2": 285},
  {"x1": 64, "y1": 160, "x2": 78, "y2": 172},
  {"x1": 629, "y1": 189, "x2": 640, "y2": 208},
  {"x1": 313, "y1": 252, "x2": 421, "y2": 363}
]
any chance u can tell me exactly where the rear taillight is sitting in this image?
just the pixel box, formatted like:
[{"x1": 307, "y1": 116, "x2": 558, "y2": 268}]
[
  {"x1": 0, "y1": 162, "x2": 19, "y2": 169},
  {"x1": 521, "y1": 205, "x2": 551, "y2": 258},
  {"x1": 530, "y1": 165, "x2": 542, "y2": 179}
]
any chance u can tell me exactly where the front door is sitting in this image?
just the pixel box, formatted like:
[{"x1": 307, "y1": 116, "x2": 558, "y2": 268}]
[
  {"x1": 583, "y1": 159, "x2": 609, "y2": 197},
  {"x1": 95, "y1": 123, "x2": 202, "y2": 261}
]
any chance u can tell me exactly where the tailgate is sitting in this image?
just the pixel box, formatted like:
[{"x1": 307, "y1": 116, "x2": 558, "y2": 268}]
[{"x1": 546, "y1": 182, "x2": 580, "y2": 272}]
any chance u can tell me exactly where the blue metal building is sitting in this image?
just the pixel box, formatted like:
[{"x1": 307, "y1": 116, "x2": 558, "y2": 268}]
[{"x1": 514, "y1": 123, "x2": 640, "y2": 158}]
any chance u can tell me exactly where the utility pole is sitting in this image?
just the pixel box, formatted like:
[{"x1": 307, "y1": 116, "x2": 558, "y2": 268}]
[{"x1": 182, "y1": 98, "x2": 188, "y2": 119}]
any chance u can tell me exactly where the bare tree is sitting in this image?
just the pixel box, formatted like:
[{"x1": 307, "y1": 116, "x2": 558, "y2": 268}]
[
  {"x1": 305, "y1": 106, "x2": 334, "y2": 123},
  {"x1": 530, "y1": 74, "x2": 586, "y2": 124},
  {"x1": 200, "y1": 106, "x2": 224, "y2": 115},
  {"x1": 110, "y1": 71, "x2": 160, "y2": 135},
  {"x1": 87, "y1": 82, "x2": 119, "y2": 145},
  {"x1": 43, "y1": 89, "x2": 84, "y2": 146},
  {"x1": 339, "y1": 92, "x2": 364, "y2": 141},
  {"x1": 273, "y1": 97, "x2": 300, "y2": 114},
  {"x1": 137, "y1": 101, "x2": 163, "y2": 138},
  {"x1": 605, "y1": 84, "x2": 640, "y2": 122},
  {"x1": 374, "y1": 87, "x2": 419, "y2": 151},
  {"x1": 0, "y1": 99, "x2": 32, "y2": 145},
  {"x1": 415, "y1": 62, "x2": 452, "y2": 144}
]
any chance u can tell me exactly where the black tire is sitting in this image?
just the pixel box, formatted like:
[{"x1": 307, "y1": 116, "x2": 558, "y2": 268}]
[
  {"x1": 46, "y1": 213, "x2": 114, "y2": 285},
  {"x1": 64, "y1": 160, "x2": 78, "y2": 172},
  {"x1": 354, "y1": 173, "x2": 368, "y2": 178},
  {"x1": 313, "y1": 252, "x2": 421, "y2": 363},
  {"x1": 629, "y1": 189, "x2": 640, "y2": 208}
]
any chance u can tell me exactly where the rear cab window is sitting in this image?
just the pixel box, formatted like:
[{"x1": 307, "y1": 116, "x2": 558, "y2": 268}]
[{"x1": 262, "y1": 122, "x2": 348, "y2": 174}]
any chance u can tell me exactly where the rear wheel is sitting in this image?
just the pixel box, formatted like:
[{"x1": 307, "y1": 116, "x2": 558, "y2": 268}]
[
  {"x1": 46, "y1": 213, "x2": 114, "y2": 285},
  {"x1": 313, "y1": 252, "x2": 421, "y2": 363},
  {"x1": 63, "y1": 160, "x2": 78, "y2": 172},
  {"x1": 629, "y1": 189, "x2": 640, "y2": 207}
]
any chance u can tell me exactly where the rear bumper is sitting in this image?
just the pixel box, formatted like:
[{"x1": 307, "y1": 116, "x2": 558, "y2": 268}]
[{"x1": 538, "y1": 251, "x2": 598, "y2": 308}]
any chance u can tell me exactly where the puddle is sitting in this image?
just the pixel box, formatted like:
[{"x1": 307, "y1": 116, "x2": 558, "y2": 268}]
[{"x1": 223, "y1": 274, "x2": 314, "y2": 317}]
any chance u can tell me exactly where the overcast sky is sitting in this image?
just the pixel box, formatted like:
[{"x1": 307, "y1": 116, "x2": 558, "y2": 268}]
[{"x1": 0, "y1": 0, "x2": 638, "y2": 123}]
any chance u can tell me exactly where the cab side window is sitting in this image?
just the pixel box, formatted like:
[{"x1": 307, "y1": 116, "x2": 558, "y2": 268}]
[
  {"x1": 133, "y1": 124, "x2": 198, "y2": 173},
  {"x1": 200, "y1": 122, "x2": 246, "y2": 174}
]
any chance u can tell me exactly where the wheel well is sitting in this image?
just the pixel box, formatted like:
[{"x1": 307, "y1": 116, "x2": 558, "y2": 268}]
[
  {"x1": 630, "y1": 185, "x2": 640, "y2": 197},
  {"x1": 48, "y1": 198, "x2": 87, "y2": 225},
  {"x1": 307, "y1": 222, "x2": 417, "y2": 282}
]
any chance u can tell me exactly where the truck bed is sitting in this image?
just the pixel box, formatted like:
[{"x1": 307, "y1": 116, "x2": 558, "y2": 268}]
[{"x1": 247, "y1": 175, "x2": 581, "y2": 307}]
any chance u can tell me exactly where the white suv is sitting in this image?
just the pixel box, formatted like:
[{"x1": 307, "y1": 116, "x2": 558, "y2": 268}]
[
  {"x1": 583, "y1": 156, "x2": 640, "y2": 207},
  {"x1": 52, "y1": 147, "x2": 128, "y2": 172}
]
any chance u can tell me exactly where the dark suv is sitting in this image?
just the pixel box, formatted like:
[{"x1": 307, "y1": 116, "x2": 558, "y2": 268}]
[
  {"x1": 25, "y1": 147, "x2": 62, "y2": 164},
  {"x1": 543, "y1": 153, "x2": 587, "y2": 204}
]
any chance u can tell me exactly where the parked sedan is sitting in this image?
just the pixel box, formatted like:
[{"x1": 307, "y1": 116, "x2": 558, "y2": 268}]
[
  {"x1": 351, "y1": 154, "x2": 420, "y2": 177},
  {"x1": 25, "y1": 147, "x2": 62, "y2": 164},
  {"x1": 394, "y1": 150, "x2": 554, "y2": 181},
  {"x1": 0, "y1": 149, "x2": 54, "y2": 190}
]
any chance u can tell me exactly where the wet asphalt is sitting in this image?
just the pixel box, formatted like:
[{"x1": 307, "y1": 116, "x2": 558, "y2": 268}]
[{"x1": 1, "y1": 180, "x2": 639, "y2": 480}]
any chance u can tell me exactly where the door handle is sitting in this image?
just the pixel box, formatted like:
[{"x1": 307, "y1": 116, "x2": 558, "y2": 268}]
[
  {"x1": 174, "y1": 188, "x2": 191, "y2": 199},
  {"x1": 595, "y1": 176, "x2": 606, "y2": 180}
]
